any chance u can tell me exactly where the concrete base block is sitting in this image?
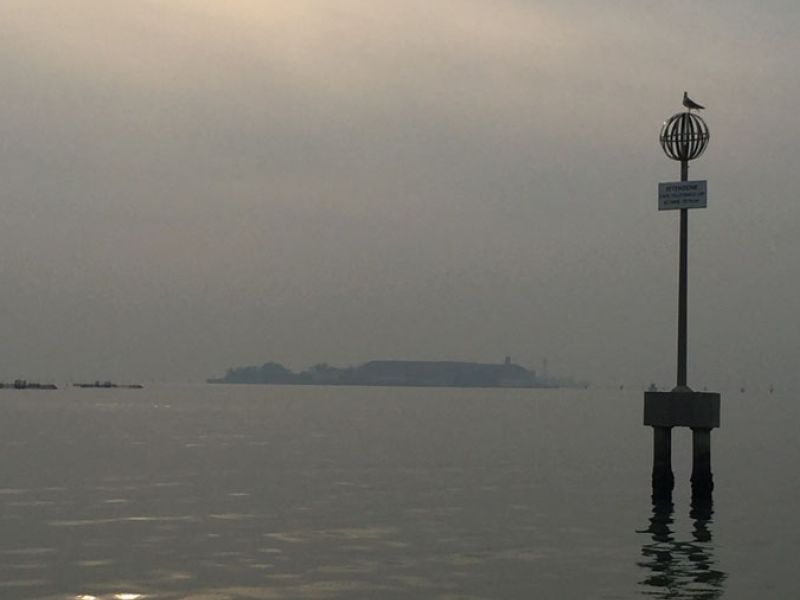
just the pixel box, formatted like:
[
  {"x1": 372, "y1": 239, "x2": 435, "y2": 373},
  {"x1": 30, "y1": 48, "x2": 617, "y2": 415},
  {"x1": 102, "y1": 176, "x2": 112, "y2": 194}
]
[{"x1": 644, "y1": 391, "x2": 721, "y2": 429}]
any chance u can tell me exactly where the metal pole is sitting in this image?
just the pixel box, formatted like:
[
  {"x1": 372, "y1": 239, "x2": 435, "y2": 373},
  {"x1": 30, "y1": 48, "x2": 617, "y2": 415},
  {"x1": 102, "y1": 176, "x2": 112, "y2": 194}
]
[{"x1": 677, "y1": 160, "x2": 688, "y2": 388}]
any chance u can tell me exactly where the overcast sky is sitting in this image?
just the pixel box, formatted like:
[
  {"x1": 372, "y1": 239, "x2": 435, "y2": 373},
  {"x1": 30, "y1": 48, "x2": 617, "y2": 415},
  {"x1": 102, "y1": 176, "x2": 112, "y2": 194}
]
[{"x1": 1, "y1": 1, "x2": 798, "y2": 389}]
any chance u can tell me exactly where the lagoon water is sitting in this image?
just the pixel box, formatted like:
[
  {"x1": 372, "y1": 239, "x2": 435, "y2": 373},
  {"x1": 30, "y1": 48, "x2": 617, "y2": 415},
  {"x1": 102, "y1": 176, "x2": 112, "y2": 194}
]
[{"x1": 0, "y1": 385, "x2": 798, "y2": 599}]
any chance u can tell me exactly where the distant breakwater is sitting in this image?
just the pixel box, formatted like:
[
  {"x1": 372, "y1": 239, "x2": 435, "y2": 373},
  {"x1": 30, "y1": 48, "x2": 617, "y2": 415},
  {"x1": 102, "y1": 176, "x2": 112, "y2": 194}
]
[{"x1": 0, "y1": 380, "x2": 57, "y2": 390}]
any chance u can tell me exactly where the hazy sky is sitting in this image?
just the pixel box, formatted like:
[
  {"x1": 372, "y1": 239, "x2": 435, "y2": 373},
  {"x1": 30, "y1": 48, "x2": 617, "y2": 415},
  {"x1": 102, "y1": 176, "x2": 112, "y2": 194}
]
[{"x1": 1, "y1": 1, "x2": 799, "y2": 389}]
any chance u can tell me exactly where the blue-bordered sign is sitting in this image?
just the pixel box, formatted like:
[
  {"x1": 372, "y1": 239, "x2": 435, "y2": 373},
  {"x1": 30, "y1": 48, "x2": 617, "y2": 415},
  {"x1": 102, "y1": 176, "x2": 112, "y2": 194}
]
[{"x1": 658, "y1": 180, "x2": 707, "y2": 210}]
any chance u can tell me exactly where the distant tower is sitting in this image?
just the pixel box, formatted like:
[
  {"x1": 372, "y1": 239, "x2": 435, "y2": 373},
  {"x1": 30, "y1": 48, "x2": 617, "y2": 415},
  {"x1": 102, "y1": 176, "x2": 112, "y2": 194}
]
[
  {"x1": 541, "y1": 358, "x2": 549, "y2": 381},
  {"x1": 504, "y1": 356, "x2": 512, "y2": 366}
]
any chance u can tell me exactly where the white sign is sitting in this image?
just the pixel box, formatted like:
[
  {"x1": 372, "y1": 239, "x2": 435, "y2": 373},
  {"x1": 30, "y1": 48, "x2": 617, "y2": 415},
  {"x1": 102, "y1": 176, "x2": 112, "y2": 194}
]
[{"x1": 658, "y1": 180, "x2": 707, "y2": 210}]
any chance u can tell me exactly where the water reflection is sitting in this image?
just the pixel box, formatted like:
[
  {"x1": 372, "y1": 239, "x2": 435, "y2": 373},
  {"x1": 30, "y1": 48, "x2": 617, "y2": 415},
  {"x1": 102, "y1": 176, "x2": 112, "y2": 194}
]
[{"x1": 638, "y1": 500, "x2": 726, "y2": 598}]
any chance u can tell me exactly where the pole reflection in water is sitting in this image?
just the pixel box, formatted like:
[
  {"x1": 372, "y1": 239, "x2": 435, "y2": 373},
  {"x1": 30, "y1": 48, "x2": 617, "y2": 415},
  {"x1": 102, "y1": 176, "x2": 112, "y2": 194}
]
[{"x1": 638, "y1": 499, "x2": 726, "y2": 598}]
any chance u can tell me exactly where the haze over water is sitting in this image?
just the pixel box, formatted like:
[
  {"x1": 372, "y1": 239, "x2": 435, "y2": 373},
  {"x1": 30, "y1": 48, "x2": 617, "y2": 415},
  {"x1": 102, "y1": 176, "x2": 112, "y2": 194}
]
[
  {"x1": 1, "y1": 385, "x2": 797, "y2": 599},
  {"x1": 2, "y1": 2, "x2": 800, "y2": 597},
  {"x1": 2, "y1": 1, "x2": 800, "y2": 390}
]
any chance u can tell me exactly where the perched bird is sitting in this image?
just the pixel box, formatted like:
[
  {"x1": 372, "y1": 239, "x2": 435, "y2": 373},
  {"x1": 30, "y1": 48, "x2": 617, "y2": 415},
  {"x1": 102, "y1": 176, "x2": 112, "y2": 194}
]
[{"x1": 683, "y1": 91, "x2": 705, "y2": 111}]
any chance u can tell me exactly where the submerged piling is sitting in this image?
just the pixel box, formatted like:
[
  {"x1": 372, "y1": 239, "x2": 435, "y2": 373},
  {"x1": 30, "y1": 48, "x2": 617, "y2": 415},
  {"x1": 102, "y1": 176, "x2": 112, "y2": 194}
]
[
  {"x1": 691, "y1": 428, "x2": 713, "y2": 500},
  {"x1": 651, "y1": 426, "x2": 674, "y2": 502}
]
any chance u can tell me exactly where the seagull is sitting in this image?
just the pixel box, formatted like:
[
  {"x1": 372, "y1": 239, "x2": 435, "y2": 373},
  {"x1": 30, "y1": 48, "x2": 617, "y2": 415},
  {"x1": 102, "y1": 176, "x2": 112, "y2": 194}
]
[{"x1": 683, "y1": 91, "x2": 705, "y2": 111}]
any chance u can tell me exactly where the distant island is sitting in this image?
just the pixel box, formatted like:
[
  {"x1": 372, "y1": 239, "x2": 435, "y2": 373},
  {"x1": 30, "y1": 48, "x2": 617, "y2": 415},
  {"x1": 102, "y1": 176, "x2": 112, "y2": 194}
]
[{"x1": 208, "y1": 357, "x2": 577, "y2": 389}]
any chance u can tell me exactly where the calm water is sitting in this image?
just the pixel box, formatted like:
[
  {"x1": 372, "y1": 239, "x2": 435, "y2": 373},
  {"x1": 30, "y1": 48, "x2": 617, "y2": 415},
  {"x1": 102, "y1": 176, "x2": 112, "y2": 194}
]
[{"x1": 0, "y1": 385, "x2": 797, "y2": 599}]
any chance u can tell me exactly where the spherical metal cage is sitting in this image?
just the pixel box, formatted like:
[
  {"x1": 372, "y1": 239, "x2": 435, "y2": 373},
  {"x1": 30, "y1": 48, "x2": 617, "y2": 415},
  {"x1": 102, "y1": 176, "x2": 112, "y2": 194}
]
[{"x1": 659, "y1": 112, "x2": 710, "y2": 162}]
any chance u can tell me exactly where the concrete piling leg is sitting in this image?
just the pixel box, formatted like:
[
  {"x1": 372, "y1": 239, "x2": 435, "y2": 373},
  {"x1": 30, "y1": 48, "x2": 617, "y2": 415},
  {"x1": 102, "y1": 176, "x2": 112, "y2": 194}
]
[
  {"x1": 691, "y1": 428, "x2": 713, "y2": 501},
  {"x1": 652, "y1": 426, "x2": 674, "y2": 503}
]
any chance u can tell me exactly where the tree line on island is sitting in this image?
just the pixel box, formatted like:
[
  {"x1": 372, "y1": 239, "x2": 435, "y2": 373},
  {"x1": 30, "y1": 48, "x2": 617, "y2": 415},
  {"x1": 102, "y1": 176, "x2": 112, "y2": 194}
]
[{"x1": 209, "y1": 358, "x2": 583, "y2": 389}]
